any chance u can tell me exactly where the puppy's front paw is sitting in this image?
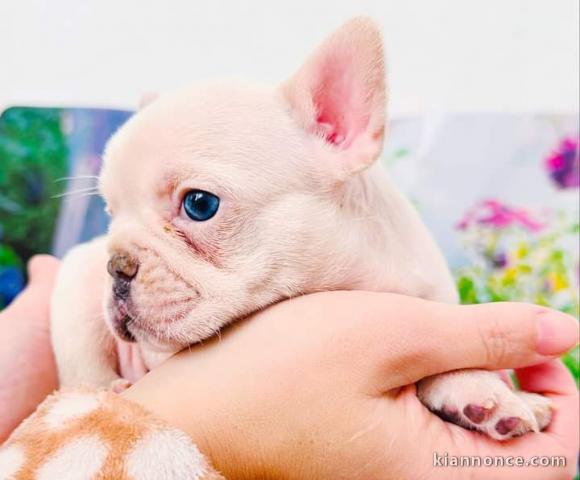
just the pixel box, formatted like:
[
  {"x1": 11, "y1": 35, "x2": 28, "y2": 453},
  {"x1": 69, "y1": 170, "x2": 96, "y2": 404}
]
[
  {"x1": 417, "y1": 370, "x2": 553, "y2": 440},
  {"x1": 109, "y1": 378, "x2": 132, "y2": 393}
]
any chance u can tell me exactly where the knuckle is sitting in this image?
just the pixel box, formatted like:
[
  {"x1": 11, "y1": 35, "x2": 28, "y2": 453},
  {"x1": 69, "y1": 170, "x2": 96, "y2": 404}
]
[
  {"x1": 476, "y1": 303, "x2": 538, "y2": 366},
  {"x1": 477, "y1": 313, "x2": 512, "y2": 365}
]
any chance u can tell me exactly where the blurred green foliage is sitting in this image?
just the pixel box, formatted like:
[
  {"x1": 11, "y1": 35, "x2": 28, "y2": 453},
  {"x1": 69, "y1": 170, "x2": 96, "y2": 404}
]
[
  {"x1": 455, "y1": 210, "x2": 580, "y2": 385},
  {"x1": 0, "y1": 107, "x2": 67, "y2": 265}
]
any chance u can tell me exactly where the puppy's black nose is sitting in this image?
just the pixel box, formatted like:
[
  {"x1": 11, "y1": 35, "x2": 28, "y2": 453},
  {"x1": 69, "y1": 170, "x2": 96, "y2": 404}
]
[
  {"x1": 107, "y1": 253, "x2": 139, "y2": 300},
  {"x1": 107, "y1": 253, "x2": 139, "y2": 281}
]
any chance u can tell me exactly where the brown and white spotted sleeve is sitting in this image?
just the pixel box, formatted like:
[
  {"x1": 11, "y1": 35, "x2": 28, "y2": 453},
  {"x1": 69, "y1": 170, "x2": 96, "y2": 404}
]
[{"x1": 0, "y1": 389, "x2": 224, "y2": 480}]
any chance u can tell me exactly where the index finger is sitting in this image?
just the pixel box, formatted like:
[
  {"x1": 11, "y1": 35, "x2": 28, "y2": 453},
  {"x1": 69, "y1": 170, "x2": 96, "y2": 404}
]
[{"x1": 515, "y1": 360, "x2": 579, "y2": 449}]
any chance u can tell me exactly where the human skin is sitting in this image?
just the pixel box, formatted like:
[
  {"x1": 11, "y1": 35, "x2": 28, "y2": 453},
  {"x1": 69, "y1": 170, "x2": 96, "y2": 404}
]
[
  {"x1": 1, "y1": 256, "x2": 579, "y2": 479},
  {"x1": 124, "y1": 291, "x2": 579, "y2": 479},
  {"x1": 0, "y1": 255, "x2": 59, "y2": 442}
]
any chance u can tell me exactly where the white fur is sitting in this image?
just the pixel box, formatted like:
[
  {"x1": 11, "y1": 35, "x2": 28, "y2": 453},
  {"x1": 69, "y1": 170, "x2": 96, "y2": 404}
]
[
  {"x1": 0, "y1": 444, "x2": 25, "y2": 479},
  {"x1": 43, "y1": 392, "x2": 100, "y2": 429},
  {"x1": 36, "y1": 435, "x2": 107, "y2": 480},
  {"x1": 51, "y1": 237, "x2": 118, "y2": 388},
  {"x1": 51, "y1": 17, "x2": 550, "y2": 441},
  {"x1": 126, "y1": 429, "x2": 208, "y2": 480}
]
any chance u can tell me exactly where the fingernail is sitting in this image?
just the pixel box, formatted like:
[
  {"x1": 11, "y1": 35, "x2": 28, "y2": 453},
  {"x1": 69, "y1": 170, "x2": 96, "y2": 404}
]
[{"x1": 536, "y1": 311, "x2": 579, "y2": 356}]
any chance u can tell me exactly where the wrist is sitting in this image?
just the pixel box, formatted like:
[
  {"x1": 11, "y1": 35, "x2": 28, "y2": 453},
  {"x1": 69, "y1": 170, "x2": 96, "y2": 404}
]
[{"x1": 122, "y1": 351, "x2": 265, "y2": 479}]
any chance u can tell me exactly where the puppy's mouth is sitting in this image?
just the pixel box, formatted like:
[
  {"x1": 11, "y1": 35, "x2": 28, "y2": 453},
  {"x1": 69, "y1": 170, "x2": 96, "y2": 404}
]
[
  {"x1": 109, "y1": 299, "x2": 137, "y2": 343},
  {"x1": 108, "y1": 297, "x2": 184, "y2": 351}
]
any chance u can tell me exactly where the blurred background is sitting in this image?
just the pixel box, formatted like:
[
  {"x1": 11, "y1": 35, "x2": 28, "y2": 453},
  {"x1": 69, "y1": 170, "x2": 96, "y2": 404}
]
[
  {"x1": 0, "y1": 0, "x2": 578, "y2": 114},
  {"x1": 0, "y1": 1, "x2": 578, "y2": 377}
]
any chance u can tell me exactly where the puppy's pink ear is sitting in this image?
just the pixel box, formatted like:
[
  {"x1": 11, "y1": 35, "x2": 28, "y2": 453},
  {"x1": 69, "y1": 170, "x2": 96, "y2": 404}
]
[{"x1": 282, "y1": 17, "x2": 386, "y2": 176}]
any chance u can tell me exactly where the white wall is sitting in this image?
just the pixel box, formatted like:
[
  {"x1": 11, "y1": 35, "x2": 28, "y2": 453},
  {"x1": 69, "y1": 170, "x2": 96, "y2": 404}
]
[{"x1": 0, "y1": 0, "x2": 578, "y2": 116}]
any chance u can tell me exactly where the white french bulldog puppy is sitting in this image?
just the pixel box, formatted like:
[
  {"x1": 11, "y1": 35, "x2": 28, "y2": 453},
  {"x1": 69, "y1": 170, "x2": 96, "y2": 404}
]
[{"x1": 51, "y1": 17, "x2": 552, "y2": 440}]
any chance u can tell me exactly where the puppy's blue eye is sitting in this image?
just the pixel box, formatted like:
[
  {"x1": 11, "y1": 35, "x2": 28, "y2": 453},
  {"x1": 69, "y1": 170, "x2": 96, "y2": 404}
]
[{"x1": 182, "y1": 190, "x2": 220, "y2": 221}]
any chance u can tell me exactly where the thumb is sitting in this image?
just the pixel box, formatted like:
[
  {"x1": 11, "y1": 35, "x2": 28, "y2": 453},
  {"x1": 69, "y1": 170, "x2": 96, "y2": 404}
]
[
  {"x1": 27, "y1": 254, "x2": 61, "y2": 289},
  {"x1": 2, "y1": 255, "x2": 60, "y2": 317},
  {"x1": 369, "y1": 297, "x2": 578, "y2": 389}
]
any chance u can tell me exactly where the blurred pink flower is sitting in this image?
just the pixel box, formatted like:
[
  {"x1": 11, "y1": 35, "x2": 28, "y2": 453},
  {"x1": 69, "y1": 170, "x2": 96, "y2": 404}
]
[
  {"x1": 457, "y1": 199, "x2": 544, "y2": 232},
  {"x1": 544, "y1": 136, "x2": 579, "y2": 189}
]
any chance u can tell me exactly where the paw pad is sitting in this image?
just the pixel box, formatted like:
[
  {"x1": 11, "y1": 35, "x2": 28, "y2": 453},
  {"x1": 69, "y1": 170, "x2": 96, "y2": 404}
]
[
  {"x1": 495, "y1": 416, "x2": 521, "y2": 435},
  {"x1": 110, "y1": 379, "x2": 132, "y2": 394},
  {"x1": 463, "y1": 402, "x2": 495, "y2": 424}
]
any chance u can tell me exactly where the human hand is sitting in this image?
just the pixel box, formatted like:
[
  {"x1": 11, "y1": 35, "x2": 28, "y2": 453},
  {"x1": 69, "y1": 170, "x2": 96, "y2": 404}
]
[
  {"x1": 124, "y1": 291, "x2": 579, "y2": 479},
  {"x1": 0, "y1": 255, "x2": 60, "y2": 442}
]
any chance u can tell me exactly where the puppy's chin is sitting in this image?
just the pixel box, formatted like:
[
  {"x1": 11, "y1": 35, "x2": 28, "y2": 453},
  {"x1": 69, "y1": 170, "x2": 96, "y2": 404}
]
[
  {"x1": 129, "y1": 326, "x2": 185, "y2": 353},
  {"x1": 105, "y1": 297, "x2": 185, "y2": 352}
]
